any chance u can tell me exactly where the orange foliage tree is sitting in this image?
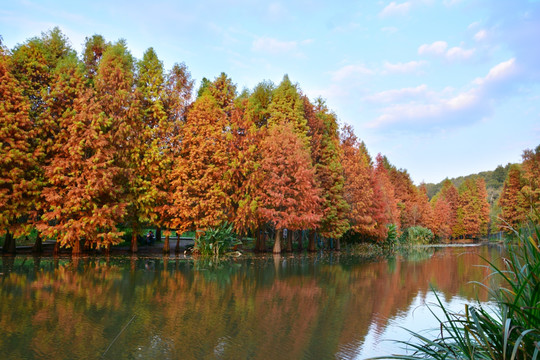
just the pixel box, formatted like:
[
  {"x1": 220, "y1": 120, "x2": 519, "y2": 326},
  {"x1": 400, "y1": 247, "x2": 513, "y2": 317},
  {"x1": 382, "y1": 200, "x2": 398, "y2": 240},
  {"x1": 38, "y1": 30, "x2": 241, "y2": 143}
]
[
  {"x1": 341, "y1": 126, "x2": 386, "y2": 241},
  {"x1": 0, "y1": 50, "x2": 37, "y2": 253},
  {"x1": 257, "y1": 121, "x2": 321, "y2": 253},
  {"x1": 40, "y1": 41, "x2": 139, "y2": 254},
  {"x1": 168, "y1": 91, "x2": 230, "y2": 235}
]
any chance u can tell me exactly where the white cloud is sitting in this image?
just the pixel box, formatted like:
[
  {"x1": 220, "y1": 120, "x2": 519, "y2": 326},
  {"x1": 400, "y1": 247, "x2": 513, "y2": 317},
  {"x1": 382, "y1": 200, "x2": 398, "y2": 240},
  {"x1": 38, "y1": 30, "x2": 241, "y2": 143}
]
[
  {"x1": 418, "y1": 41, "x2": 448, "y2": 56},
  {"x1": 380, "y1": 2, "x2": 411, "y2": 17},
  {"x1": 330, "y1": 64, "x2": 374, "y2": 82},
  {"x1": 418, "y1": 41, "x2": 475, "y2": 61},
  {"x1": 474, "y1": 58, "x2": 517, "y2": 85},
  {"x1": 383, "y1": 60, "x2": 427, "y2": 73},
  {"x1": 474, "y1": 29, "x2": 487, "y2": 41},
  {"x1": 446, "y1": 46, "x2": 475, "y2": 60},
  {"x1": 367, "y1": 58, "x2": 519, "y2": 130}
]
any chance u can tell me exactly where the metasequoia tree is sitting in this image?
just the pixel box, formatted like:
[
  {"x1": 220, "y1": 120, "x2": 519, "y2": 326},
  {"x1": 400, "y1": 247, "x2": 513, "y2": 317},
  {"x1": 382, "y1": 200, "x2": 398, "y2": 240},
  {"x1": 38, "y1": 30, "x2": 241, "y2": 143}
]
[
  {"x1": 258, "y1": 75, "x2": 322, "y2": 252},
  {"x1": 153, "y1": 62, "x2": 193, "y2": 253},
  {"x1": 341, "y1": 125, "x2": 385, "y2": 241},
  {"x1": 498, "y1": 165, "x2": 526, "y2": 231},
  {"x1": 82, "y1": 34, "x2": 108, "y2": 83},
  {"x1": 374, "y1": 154, "x2": 400, "y2": 229},
  {"x1": 521, "y1": 145, "x2": 540, "y2": 215},
  {"x1": 257, "y1": 121, "x2": 321, "y2": 253},
  {"x1": 121, "y1": 47, "x2": 169, "y2": 252},
  {"x1": 0, "y1": 50, "x2": 37, "y2": 253},
  {"x1": 168, "y1": 91, "x2": 230, "y2": 235},
  {"x1": 307, "y1": 99, "x2": 349, "y2": 249},
  {"x1": 41, "y1": 41, "x2": 139, "y2": 254},
  {"x1": 454, "y1": 177, "x2": 490, "y2": 238},
  {"x1": 430, "y1": 195, "x2": 453, "y2": 239},
  {"x1": 8, "y1": 28, "x2": 75, "y2": 250},
  {"x1": 227, "y1": 97, "x2": 264, "y2": 239},
  {"x1": 438, "y1": 179, "x2": 459, "y2": 237}
]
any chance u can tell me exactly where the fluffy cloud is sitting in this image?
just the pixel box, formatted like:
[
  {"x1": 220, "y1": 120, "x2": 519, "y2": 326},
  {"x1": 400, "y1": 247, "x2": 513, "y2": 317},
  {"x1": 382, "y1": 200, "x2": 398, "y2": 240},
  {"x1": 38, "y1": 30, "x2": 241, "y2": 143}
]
[
  {"x1": 418, "y1": 40, "x2": 475, "y2": 61},
  {"x1": 474, "y1": 29, "x2": 487, "y2": 41},
  {"x1": 418, "y1": 41, "x2": 448, "y2": 56},
  {"x1": 380, "y1": 2, "x2": 411, "y2": 17},
  {"x1": 367, "y1": 58, "x2": 518, "y2": 130}
]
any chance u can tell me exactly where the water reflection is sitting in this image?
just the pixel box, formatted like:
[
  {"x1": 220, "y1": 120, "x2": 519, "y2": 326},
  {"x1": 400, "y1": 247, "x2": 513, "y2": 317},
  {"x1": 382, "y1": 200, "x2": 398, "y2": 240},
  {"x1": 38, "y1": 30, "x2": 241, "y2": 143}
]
[{"x1": 0, "y1": 245, "x2": 504, "y2": 360}]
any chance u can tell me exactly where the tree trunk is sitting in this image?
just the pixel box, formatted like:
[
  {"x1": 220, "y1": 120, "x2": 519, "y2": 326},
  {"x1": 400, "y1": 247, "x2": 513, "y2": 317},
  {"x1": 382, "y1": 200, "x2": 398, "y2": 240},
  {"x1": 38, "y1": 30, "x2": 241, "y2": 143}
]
[
  {"x1": 273, "y1": 228, "x2": 282, "y2": 254},
  {"x1": 175, "y1": 235, "x2": 181, "y2": 253},
  {"x1": 104, "y1": 243, "x2": 110, "y2": 257},
  {"x1": 254, "y1": 228, "x2": 261, "y2": 252},
  {"x1": 72, "y1": 239, "x2": 81, "y2": 256},
  {"x1": 163, "y1": 234, "x2": 170, "y2": 255},
  {"x1": 2, "y1": 231, "x2": 16, "y2": 254},
  {"x1": 131, "y1": 232, "x2": 138, "y2": 253},
  {"x1": 53, "y1": 240, "x2": 60, "y2": 256},
  {"x1": 297, "y1": 231, "x2": 303, "y2": 252},
  {"x1": 156, "y1": 227, "x2": 162, "y2": 243},
  {"x1": 308, "y1": 230, "x2": 316, "y2": 252},
  {"x1": 335, "y1": 237, "x2": 341, "y2": 251},
  {"x1": 286, "y1": 230, "x2": 293, "y2": 252}
]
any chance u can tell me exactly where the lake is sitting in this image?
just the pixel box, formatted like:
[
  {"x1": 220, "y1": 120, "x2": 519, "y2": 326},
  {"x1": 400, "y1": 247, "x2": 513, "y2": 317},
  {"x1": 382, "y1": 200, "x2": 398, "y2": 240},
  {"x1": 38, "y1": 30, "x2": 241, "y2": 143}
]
[{"x1": 0, "y1": 245, "x2": 504, "y2": 359}]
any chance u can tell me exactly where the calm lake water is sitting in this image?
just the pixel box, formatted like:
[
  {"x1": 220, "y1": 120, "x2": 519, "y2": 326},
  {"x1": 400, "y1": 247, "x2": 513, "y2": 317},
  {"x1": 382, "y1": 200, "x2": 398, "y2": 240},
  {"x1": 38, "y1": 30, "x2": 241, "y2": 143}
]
[{"x1": 0, "y1": 245, "x2": 504, "y2": 360}]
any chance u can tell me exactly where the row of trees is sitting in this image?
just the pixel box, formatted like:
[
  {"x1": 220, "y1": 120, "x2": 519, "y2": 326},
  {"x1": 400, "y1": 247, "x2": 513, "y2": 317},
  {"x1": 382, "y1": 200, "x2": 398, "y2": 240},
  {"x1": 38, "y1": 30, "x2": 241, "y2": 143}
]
[
  {"x1": 0, "y1": 29, "x2": 507, "y2": 255},
  {"x1": 497, "y1": 146, "x2": 540, "y2": 231}
]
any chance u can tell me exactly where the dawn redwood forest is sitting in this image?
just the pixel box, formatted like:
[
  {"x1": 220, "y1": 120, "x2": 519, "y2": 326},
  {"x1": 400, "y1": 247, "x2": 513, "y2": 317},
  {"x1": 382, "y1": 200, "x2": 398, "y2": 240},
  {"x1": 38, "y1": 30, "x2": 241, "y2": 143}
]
[{"x1": 1, "y1": 28, "x2": 539, "y2": 255}]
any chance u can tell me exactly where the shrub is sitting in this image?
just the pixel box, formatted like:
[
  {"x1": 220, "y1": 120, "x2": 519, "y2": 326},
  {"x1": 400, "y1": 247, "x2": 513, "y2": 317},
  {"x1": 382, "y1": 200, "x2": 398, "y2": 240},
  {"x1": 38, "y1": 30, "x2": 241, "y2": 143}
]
[
  {"x1": 194, "y1": 222, "x2": 242, "y2": 256},
  {"x1": 400, "y1": 226, "x2": 435, "y2": 245}
]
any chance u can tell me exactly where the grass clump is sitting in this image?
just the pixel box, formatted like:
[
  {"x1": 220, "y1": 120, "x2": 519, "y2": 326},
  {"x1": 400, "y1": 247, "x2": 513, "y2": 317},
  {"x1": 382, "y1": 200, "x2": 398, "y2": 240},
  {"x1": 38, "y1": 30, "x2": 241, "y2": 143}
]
[{"x1": 193, "y1": 222, "x2": 242, "y2": 256}]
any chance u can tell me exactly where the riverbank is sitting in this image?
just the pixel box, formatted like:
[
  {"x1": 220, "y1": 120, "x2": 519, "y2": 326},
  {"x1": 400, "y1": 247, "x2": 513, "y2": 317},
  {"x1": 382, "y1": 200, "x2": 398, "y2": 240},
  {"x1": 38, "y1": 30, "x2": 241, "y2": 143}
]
[{"x1": 0, "y1": 238, "x2": 195, "y2": 256}]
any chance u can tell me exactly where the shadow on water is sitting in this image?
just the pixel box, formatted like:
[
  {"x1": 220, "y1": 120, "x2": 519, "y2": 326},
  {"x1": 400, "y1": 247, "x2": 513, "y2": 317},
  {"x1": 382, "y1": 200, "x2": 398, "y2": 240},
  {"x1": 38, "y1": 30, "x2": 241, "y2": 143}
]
[{"x1": 0, "y1": 244, "x2": 504, "y2": 360}]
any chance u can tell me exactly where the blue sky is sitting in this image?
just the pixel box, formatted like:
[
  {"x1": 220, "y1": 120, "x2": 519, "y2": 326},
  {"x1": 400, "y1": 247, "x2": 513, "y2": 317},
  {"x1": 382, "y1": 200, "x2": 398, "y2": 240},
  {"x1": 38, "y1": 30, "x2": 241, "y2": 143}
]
[{"x1": 2, "y1": 0, "x2": 539, "y2": 184}]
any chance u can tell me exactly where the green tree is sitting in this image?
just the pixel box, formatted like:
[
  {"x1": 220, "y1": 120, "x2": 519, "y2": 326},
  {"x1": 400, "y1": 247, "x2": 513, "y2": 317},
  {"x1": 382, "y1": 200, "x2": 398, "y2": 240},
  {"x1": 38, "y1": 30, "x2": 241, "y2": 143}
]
[{"x1": 308, "y1": 99, "x2": 349, "y2": 247}]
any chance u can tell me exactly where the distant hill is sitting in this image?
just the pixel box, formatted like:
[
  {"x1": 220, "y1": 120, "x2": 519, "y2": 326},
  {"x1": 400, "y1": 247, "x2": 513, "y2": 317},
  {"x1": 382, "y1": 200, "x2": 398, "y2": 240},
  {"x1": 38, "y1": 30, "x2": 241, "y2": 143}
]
[{"x1": 424, "y1": 163, "x2": 514, "y2": 207}]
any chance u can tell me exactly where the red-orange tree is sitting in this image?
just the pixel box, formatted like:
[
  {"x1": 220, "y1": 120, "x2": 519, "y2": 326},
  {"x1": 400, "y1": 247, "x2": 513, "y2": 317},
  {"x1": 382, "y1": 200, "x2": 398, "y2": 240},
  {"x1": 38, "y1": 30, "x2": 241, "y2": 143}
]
[
  {"x1": 341, "y1": 125, "x2": 385, "y2": 241},
  {"x1": 374, "y1": 153, "x2": 400, "y2": 229},
  {"x1": 257, "y1": 121, "x2": 321, "y2": 253}
]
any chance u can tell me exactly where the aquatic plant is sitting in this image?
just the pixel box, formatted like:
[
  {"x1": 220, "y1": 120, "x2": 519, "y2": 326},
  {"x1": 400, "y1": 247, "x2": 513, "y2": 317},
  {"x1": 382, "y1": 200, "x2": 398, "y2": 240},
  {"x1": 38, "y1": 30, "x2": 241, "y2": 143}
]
[
  {"x1": 193, "y1": 222, "x2": 242, "y2": 256},
  {"x1": 400, "y1": 226, "x2": 435, "y2": 245}
]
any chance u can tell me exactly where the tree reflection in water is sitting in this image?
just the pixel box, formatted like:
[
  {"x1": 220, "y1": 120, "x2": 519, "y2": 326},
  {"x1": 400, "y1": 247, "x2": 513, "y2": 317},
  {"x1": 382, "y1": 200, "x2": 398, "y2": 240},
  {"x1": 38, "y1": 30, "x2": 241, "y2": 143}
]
[{"x1": 0, "y1": 245, "x2": 503, "y2": 359}]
